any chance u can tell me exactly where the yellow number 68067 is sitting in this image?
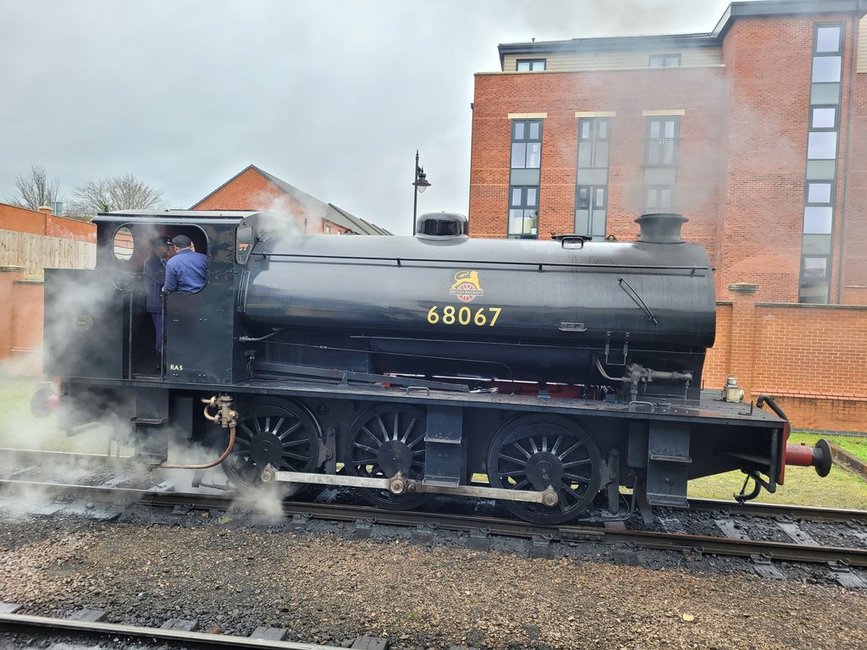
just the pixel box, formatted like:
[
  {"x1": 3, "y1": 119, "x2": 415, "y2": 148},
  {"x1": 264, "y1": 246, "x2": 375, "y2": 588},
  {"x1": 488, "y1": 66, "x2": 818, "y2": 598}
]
[{"x1": 426, "y1": 305, "x2": 502, "y2": 327}]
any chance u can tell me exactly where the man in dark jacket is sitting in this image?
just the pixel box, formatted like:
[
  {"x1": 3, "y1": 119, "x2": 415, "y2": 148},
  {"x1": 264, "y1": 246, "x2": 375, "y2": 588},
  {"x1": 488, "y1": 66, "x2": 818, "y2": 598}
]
[
  {"x1": 163, "y1": 234, "x2": 208, "y2": 294},
  {"x1": 143, "y1": 235, "x2": 173, "y2": 352}
]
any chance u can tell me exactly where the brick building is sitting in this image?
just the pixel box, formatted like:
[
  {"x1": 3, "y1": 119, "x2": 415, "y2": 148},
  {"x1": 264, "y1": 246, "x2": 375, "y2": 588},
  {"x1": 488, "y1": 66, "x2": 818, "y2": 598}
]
[
  {"x1": 469, "y1": 0, "x2": 867, "y2": 305},
  {"x1": 192, "y1": 164, "x2": 390, "y2": 235}
]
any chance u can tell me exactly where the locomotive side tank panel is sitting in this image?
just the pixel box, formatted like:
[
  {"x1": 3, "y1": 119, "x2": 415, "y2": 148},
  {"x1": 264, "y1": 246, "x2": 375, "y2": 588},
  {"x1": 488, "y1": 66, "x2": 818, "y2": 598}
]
[{"x1": 241, "y1": 216, "x2": 715, "y2": 352}]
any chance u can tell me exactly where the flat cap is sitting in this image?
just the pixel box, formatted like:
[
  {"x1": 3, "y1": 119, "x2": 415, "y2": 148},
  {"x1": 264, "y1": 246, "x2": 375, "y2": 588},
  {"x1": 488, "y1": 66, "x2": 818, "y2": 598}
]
[{"x1": 171, "y1": 235, "x2": 192, "y2": 248}]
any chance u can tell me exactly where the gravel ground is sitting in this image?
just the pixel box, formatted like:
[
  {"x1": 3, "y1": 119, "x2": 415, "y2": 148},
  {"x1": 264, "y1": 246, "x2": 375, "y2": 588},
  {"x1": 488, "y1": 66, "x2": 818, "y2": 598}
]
[{"x1": 1, "y1": 513, "x2": 865, "y2": 650}]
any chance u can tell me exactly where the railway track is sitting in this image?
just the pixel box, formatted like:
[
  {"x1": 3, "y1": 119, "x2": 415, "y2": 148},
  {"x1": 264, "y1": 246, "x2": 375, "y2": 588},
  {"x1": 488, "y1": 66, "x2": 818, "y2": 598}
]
[
  {"x1": 0, "y1": 610, "x2": 360, "y2": 649},
  {"x1": 1, "y1": 448, "x2": 865, "y2": 575}
]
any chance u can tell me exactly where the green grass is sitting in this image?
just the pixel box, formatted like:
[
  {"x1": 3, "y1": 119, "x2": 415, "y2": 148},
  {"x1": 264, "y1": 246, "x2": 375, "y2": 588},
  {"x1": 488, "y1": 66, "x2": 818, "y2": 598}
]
[
  {"x1": 0, "y1": 378, "x2": 108, "y2": 453},
  {"x1": 798, "y1": 431, "x2": 867, "y2": 464},
  {"x1": 689, "y1": 431, "x2": 867, "y2": 510}
]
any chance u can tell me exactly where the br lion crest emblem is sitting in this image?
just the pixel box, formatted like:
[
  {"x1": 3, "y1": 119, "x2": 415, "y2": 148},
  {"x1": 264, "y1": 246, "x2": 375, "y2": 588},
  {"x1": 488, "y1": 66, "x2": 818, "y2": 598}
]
[{"x1": 449, "y1": 271, "x2": 485, "y2": 303}]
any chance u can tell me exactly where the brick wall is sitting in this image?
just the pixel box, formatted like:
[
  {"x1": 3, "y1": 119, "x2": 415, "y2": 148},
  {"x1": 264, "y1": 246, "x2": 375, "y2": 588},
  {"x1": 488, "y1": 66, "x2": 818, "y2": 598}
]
[
  {"x1": 839, "y1": 15, "x2": 867, "y2": 305},
  {"x1": 0, "y1": 203, "x2": 95, "y2": 242},
  {"x1": 470, "y1": 11, "x2": 867, "y2": 307},
  {"x1": 0, "y1": 267, "x2": 43, "y2": 375},
  {"x1": 705, "y1": 289, "x2": 867, "y2": 434},
  {"x1": 470, "y1": 66, "x2": 727, "y2": 248}
]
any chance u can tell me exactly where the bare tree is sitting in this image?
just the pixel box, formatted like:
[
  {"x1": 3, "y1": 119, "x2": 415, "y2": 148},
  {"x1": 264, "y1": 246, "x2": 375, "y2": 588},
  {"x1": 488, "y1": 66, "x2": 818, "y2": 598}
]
[
  {"x1": 68, "y1": 173, "x2": 165, "y2": 218},
  {"x1": 8, "y1": 164, "x2": 62, "y2": 211}
]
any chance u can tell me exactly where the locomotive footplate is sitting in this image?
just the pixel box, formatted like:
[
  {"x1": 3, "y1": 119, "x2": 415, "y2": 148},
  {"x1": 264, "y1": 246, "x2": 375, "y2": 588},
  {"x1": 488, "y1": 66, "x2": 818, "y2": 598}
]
[{"x1": 259, "y1": 466, "x2": 560, "y2": 507}]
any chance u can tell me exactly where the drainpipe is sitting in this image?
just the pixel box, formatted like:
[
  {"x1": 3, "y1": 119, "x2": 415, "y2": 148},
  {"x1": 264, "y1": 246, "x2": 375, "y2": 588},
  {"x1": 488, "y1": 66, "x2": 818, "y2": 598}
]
[{"x1": 835, "y1": 14, "x2": 857, "y2": 304}]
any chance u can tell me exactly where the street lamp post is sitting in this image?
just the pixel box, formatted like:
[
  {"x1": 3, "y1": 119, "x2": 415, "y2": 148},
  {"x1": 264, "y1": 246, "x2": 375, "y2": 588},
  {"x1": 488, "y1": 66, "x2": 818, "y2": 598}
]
[{"x1": 411, "y1": 150, "x2": 431, "y2": 236}]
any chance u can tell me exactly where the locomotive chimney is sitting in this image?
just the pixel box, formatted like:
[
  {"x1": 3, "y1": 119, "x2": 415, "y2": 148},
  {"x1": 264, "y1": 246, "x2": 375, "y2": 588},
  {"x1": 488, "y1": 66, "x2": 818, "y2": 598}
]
[
  {"x1": 415, "y1": 212, "x2": 469, "y2": 241},
  {"x1": 635, "y1": 213, "x2": 687, "y2": 244}
]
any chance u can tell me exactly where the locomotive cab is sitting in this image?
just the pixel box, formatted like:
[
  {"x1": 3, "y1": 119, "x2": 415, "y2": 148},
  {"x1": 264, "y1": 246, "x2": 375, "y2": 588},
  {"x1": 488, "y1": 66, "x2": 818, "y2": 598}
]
[{"x1": 44, "y1": 210, "x2": 258, "y2": 385}]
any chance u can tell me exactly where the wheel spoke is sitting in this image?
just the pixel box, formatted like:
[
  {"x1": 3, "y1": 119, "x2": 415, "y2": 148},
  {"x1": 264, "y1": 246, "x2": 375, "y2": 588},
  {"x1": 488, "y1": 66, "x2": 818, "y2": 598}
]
[
  {"x1": 557, "y1": 440, "x2": 585, "y2": 460},
  {"x1": 400, "y1": 417, "x2": 417, "y2": 443},
  {"x1": 406, "y1": 433, "x2": 425, "y2": 450},
  {"x1": 376, "y1": 415, "x2": 390, "y2": 443},
  {"x1": 354, "y1": 442, "x2": 378, "y2": 454},
  {"x1": 561, "y1": 458, "x2": 591, "y2": 469},
  {"x1": 512, "y1": 441, "x2": 532, "y2": 460},
  {"x1": 277, "y1": 421, "x2": 302, "y2": 441},
  {"x1": 498, "y1": 453, "x2": 527, "y2": 467},
  {"x1": 550, "y1": 435, "x2": 563, "y2": 455},
  {"x1": 361, "y1": 426, "x2": 381, "y2": 446},
  {"x1": 280, "y1": 438, "x2": 309, "y2": 449}
]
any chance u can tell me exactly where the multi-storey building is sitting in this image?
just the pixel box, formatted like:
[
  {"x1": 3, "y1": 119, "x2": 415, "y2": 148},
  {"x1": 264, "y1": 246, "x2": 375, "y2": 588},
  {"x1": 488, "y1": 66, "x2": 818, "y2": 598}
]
[{"x1": 469, "y1": 0, "x2": 867, "y2": 304}]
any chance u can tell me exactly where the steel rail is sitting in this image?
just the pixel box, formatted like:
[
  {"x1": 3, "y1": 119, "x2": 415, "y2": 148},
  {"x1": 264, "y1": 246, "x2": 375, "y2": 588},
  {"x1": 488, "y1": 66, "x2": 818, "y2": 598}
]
[
  {"x1": 0, "y1": 612, "x2": 336, "y2": 649},
  {"x1": 686, "y1": 497, "x2": 867, "y2": 524},
  {"x1": 587, "y1": 528, "x2": 867, "y2": 567},
  {"x1": 3, "y1": 449, "x2": 865, "y2": 525},
  {"x1": 1, "y1": 478, "x2": 864, "y2": 567}
]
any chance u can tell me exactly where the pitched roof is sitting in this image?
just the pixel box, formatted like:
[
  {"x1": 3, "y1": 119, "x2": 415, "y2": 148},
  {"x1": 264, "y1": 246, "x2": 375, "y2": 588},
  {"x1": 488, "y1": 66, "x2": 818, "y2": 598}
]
[{"x1": 192, "y1": 164, "x2": 390, "y2": 235}]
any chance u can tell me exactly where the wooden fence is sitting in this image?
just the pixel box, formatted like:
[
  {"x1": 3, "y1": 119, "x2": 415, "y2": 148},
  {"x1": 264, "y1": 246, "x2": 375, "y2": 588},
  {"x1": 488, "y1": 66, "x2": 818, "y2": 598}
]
[{"x1": 0, "y1": 230, "x2": 95, "y2": 279}]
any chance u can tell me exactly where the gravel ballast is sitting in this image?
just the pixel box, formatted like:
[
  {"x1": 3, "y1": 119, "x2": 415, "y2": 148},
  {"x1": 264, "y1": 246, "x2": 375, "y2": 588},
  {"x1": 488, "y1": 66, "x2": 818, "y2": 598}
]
[{"x1": 1, "y1": 514, "x2": 865, "y2": 649}]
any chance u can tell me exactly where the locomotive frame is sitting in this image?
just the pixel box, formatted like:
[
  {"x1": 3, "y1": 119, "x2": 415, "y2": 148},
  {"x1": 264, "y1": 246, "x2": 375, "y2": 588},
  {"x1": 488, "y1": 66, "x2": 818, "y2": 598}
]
[{"x1": 40, "y1": 209, "x2": 830, "y2": 525}]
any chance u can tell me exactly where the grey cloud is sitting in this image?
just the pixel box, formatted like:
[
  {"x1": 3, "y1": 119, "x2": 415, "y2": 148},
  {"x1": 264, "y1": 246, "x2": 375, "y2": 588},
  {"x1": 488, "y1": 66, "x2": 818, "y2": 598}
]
[{"x1": 1, "y1": 0, "x2": 735, "y2": 233}]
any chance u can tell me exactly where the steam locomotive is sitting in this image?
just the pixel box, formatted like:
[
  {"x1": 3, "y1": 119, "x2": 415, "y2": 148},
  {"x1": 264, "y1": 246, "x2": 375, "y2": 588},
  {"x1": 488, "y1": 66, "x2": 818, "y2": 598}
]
[{"x1": 40, "y1": 209, "x2": 831, "y2": 524}]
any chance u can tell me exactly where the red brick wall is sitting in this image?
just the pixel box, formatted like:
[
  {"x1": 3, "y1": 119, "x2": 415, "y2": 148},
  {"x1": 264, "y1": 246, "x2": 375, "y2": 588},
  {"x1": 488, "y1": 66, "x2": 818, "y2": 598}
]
[
  {"x1": 10, "y1": 280, "x2": 43, "y2": 372},
  {"x1": 470, "y1": 67, "x2": 726, "y2": 247},
  {"x1": 838, "y1": 16, "x2": 867, "y2": 305},
  {"x1": 469, "y1": 11, "x2": 866, "y2": 306},
  {"x1": 0, "y1": 203, "x2": 95, "y2": 242},
  {"x1": 0, "y1": 269, "x2": 43, "y2": 375},
  {"x1": 703, "y1": 302, "x2": 732, "y2": 389},
  {"x1": 704, "y1": 294, "x2": 867, "y2": 433}
]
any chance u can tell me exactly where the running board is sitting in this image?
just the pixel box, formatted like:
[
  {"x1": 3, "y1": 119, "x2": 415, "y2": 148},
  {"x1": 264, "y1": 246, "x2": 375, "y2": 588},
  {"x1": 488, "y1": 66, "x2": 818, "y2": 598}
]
[{"x1": 260, "y1": 466, "x2": 559, "y2": 507}]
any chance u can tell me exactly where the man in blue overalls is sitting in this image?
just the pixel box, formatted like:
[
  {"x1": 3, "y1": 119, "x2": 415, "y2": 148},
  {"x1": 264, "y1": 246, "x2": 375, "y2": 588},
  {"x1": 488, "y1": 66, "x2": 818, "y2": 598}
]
[{"x1": 163, "y1": 234, "x2": 208, "y2": 294}]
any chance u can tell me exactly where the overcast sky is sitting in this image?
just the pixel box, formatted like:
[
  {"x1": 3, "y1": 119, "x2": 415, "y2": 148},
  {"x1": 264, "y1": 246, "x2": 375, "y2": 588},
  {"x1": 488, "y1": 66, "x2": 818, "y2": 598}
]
[{"x1": 1, "y1": 0, "x2": 739, "y2": 234}]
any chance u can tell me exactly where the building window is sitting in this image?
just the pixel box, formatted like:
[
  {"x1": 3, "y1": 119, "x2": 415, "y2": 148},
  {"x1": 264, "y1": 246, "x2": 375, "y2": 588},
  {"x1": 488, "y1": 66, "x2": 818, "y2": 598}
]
[
  {"x1": 645, "y1": 186, "x2": 675, "y2": 212},
  {"x1": 649, "y1": 53, "x2": 681, "y2": 67},
  {"x1": 516, "y1": 59, "x2": 546, "y2": 72},
  {"x1": 510, "y1": 120, "x2": 542, "y2": 169},
  {"x1": 508, "y1": 186, "x2": 538, "y2": 238},
  {"x1": 508, "y1": 119, "x2": 542, "y2": 239},
  {"x1": 574, "y1": 186, "x2": 607, "y2": 238},
  {"x1": 799, "y1": 257, "x2": 830, "y2": 304},
  {"x1": 577, "y1": 118, "x2": 609, "y2": 168},
  {"x1": 815, "y1": 25, "x2": 842, "y2": 53},
  {"x1": 574, "y1": 117, "x2": 611, "y2": 238},
  {"x1": 642, "y1": 115, "x2": 679, "y2": 214},
  {"x1": 645, "y1": 117, "x2": 680, "y2": 166},
  {"x1": 799, "y1": 23, "x2": 844, "y2": 304},
  {"x1": 810, "y1": 106, "x2": 837, "y2": 129}
]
